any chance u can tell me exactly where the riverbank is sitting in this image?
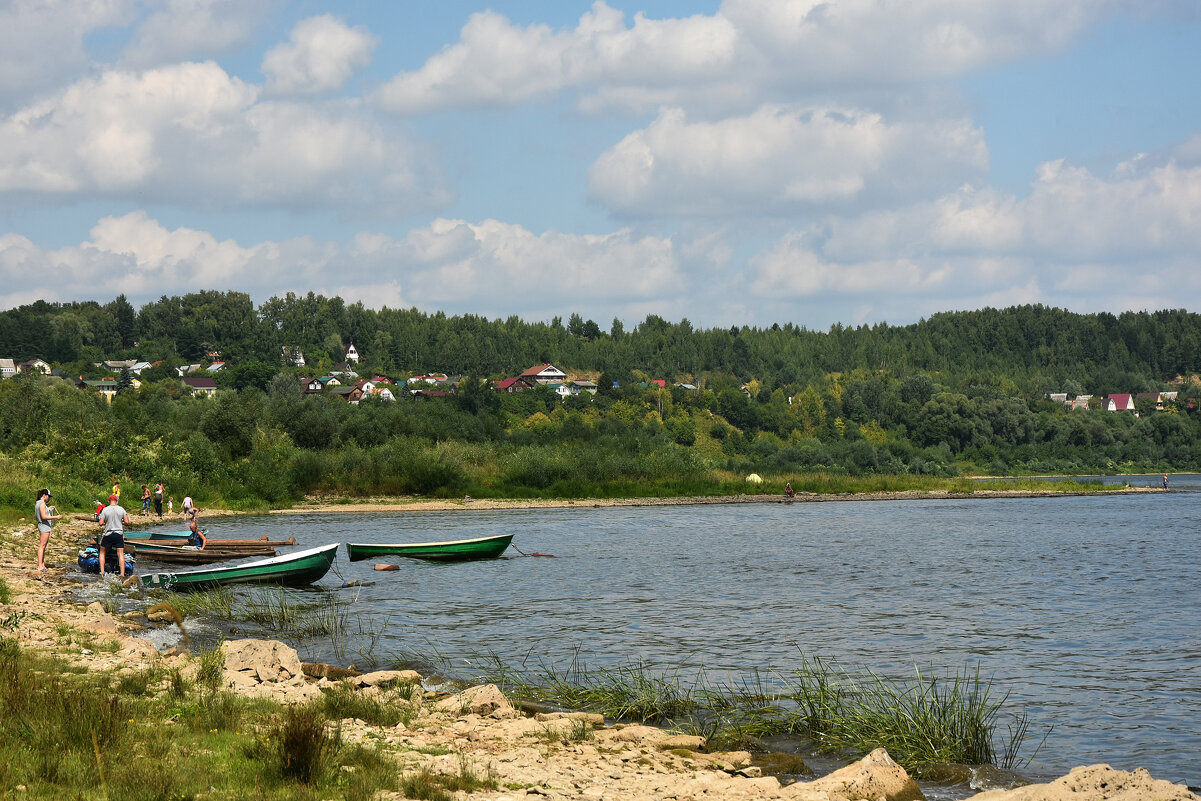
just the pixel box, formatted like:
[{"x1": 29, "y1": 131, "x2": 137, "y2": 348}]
[
  {"x1": 1, "y1": 497, "x2": 1197, "y2": 800},
  {"x1": 269, "y1": 484, "x2": 1159, "y2": 515}
]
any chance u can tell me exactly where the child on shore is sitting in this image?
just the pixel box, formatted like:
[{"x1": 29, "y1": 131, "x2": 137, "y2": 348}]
[{"x1": 167, "y1": 496, "x2": 174, "y2": 515}]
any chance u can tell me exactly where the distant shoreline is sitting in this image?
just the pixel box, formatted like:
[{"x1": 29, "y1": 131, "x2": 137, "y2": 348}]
[{"x1": 266, "y1": 486, "x2": 1158, "y2": 516}]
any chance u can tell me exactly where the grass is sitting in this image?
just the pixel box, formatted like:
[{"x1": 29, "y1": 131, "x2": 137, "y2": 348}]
[
  {"x1": 0, "y1": 639, "x2": 400, "y2": 800},
  {"x1": 319, "y1": 679, "x2": 419, "y2": 727},
  {"x1": 476, "y1": 651, "x2": 1046, "y2": 775},
  {"x1": 0, "y1": 576, "x2": 10, "y2": 604}
]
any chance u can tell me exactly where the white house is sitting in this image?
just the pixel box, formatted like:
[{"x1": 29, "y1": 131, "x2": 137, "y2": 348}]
[
  {"x1": 283, "y1": 346, "x2": 305, "y2": 367},
  {"x1": 345, "y1": 343, "x2": 359, "y2": 363},
  {"x1": 0, "y1": 358, "x2": 16, "y2": 379},
  {"x1": 520, "y1": 364, "x2": 567, "y2": 384}
]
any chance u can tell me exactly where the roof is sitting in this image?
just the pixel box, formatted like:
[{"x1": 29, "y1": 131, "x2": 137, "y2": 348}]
[
  {"x1": 1106, "y1": 393, "x2": 1133, "y2": 408},
  {"x1": 496, "y1": 377, "x2": 520, "y2": 390},
  {"x1": 183, "y1": 377, "x2": 217, "y2": 389},
  {"x1": 520, "y1": 363, "x2": 565, "y2": 378}
]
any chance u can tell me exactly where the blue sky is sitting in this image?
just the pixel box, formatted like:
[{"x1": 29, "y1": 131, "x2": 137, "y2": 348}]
[{"x1": 3, "y1": 1, "x2": 1201, "y2": 330}]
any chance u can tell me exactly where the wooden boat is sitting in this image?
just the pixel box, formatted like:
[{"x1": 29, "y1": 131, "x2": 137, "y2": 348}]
[
  {"x1": 140, "y1": 543, "x2": 340, "y2": 591},
  {"x1": 125, "y1": 530, "x2": 295, "y2": 547},
  {"x1": 128, "y1": 542, "x2": 277, "y2": 565},
  {"x1": 345, "y1": 533, "x2": 513, "y2": 562},
  {"x1": 134, "y1": 536, "x2": 296, "y2": 549}
]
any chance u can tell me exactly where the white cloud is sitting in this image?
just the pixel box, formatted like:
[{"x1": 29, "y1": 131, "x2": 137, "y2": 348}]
[
  {"x1": 590, "y1": 105, "x2": 988, "y2": 217},
  {"x1": 374, "y1": 0, "x2": 1108, "y2": 114},
  {"x1": 0, "y1": 62, "x2": 451, "y2": 213},
  {"x1": 0, "y1": 0, "x2": 134, "y2": 106},
  {"x1": 371, "y1": 218, "x2": 683, "y2": 313},
  {"x1": 0, "y1": 214, "x2": 683, "y2": 321},
  {"x1": 263, "y1": 15, "x2": 378, "y2": 95},
  {"x1": 374, "y1": 1, "x2": 738, "y2": 113},
  {"x1": 720, "y1": 0, "x2": 1104, "y2": 84},
  {"x1": 745, "y1": 151, "x2": 1201, "y2": 320},
  {"x1": 121, "y1": 0, "x2": 273, "y2": 68}
]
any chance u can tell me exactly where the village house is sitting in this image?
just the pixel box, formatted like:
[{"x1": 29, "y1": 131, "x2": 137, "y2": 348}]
[
  {"x1": 19, "y1": 358, "x2": 51, "y2": 375},
  {"x1": 1135, "y1": 391, "x2": 1163, "y2": 411},
  {"x1": 80, "y1": 377, "x2": 119, "y2": 402},
  {"x1": 1103, "y1": 393, "x2": 1134, "y2": 412},
  {"x1": 0, "y1": 358, "x2": 17, "y2": 379},
  {"x1": 283, "y1": 346, "x2": 305, "y2": 367},
  {"x1": 345, "y1": 343, "x2": 359, "y2": 363},
  {"x1": 520, "y1": 364, "x2": 567, "y2": 384},
  {"x1": 300, "y1": 376, "x2": 324, "y2": 394},
  {"x1": 182, "y1": 376, "x2": 218, "y2": 397},
  {"x1": 207, "y1": 361, "x2": 226, "y2": 373}
]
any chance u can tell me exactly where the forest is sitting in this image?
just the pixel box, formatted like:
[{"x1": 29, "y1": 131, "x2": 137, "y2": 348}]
[{"x1": 2, "y1": 291, "x2": 1200, "y2": 517}]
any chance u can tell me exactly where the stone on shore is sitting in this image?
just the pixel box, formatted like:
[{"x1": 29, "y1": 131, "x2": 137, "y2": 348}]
[
  {"x1": 783, "y1": 748, "x2": 925, "y2": 801},
  {"x1": 970, "y1": 764, "x2": 1199, "y2": 801},
  {"x1": 220, "y1": 639, "x2": 320, "y2": 703},
  {"x1": 435, "y1": 683, "x2": 518, "y2": 718}
]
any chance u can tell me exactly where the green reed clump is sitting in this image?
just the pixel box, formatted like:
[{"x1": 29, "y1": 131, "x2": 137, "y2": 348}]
[
  {"x1": 398, "y1": 759, "x2": 497, "y2": 801},
  {"x1": 478, "y1": 651, "x2": 707, "y2": 722},
  {"x1": 0, "y1": 576, "x2": 10, "y2": 604},
  {"x1": 274, "y1": 703, "x2": 340, "y2": 784},
  {"x1": 779, "y1": 656, "x2": 1039, "y2": 771},
  {"x1": 196, "y1": 641, "x2": 226, "y2": 692},
  {"x1": 477, "y1": 649, "x2": 1042, "y2": 774}
]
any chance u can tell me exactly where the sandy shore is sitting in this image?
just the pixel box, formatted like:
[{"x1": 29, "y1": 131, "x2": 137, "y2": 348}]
[{"x1": 269, "y1": 486, "x2": 1158, "y2": 516}]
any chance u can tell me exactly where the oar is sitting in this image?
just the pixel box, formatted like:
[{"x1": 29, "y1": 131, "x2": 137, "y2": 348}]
[{"x1": 509, "y1": 543, "x2": 555, "y2": 558}]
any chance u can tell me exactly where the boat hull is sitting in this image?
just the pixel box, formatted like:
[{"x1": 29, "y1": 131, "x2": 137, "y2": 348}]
[
  {"x1": 346, "y1": 534, "x2": 513, "y2": 562},
  {"x1": 129, "y1": 542, "x2": 277, "y2": 565},
  {"x1": 140, "y1": 543, "x2": 338, "y2": 591}
]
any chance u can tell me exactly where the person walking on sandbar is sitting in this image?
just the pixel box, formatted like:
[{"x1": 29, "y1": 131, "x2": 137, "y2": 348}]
[{"x1": 98, "y1": 494, "x2": 131, "y2": 578}]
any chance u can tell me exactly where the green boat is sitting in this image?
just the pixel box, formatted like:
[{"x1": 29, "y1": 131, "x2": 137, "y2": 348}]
[
  {"x1": 140, "y1": 543, "x2": 339, "y2": 591},
  {"x1": 345, "y1": 534, "x2": 513, "y2": 562}
]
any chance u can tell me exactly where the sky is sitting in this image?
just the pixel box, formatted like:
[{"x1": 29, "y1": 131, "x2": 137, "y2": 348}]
[{"x1": 2, "y1": 1, "x2": 1201, "y2": 331}]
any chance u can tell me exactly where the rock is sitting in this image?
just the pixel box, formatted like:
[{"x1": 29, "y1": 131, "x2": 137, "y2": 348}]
[
  {"x1": 970, "y1": 764, "x2": 1199, "y2": 801},
  {"x1": 119, "y1": 637, "x2": 159, "y2": 658},
  {"x1": 302, "y1": 662, "x2": 362, "y2": 680},
  {"x1": 436, "y1": 684, "x2": 516, "y2": 718},
  {"x1": 783, "y1": 748, "x2": 924, "y2": 801},
  {"x1": 355, "y1": 669, "x2": 422, "y2": 689},
  {"x1": 146, "y1": 609, "x2": 176, "y2": 623},
  {"x1": 534, "y1": 711, "x2": 605, "y2": 726},
  {"x1": 660, "y1": 734, "x2": 707, "y2": 751},
  {"x1": 221, "y1": 639, "x2": 303, "y2": 684}
]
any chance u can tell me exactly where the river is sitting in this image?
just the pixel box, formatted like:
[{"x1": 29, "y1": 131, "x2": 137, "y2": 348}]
[{"x1": 133, "y1": 479, "x2": 1201, "y2": 793}]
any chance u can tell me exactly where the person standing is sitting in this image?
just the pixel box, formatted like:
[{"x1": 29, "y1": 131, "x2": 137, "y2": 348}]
[
  {"x1": 98, "y1": 494, "x2": 131, "y2": 578},
  {"x1": 112, "y1": 480, "x2": 121, "y2": 502},
  {"x1": 167, "y1": 496, "x2": 174, "y2": 516},
  {"x1": 141, "y1": 485, "x2": 151, "y2": 515},
  {"x1": 182, "y1": 494, "x2": 193, "y2": 518},
  {"x1": 1163, "y1": 474, "x2": 1169, "y2": 489},
  {"x1": 35, "y1": 489, "x2": 61, "y2": 572},
  {"x1": 153, "y1": 481, "x2": 164, "y2": 517}
]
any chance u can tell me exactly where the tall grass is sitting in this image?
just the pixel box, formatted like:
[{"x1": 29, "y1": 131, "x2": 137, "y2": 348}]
[
  {"x1": 0, "y1": 638, "x2": 398, "y2": 799},
  {"x1": 476, "y1": 651, "x2": 1044, "y2": 774}
]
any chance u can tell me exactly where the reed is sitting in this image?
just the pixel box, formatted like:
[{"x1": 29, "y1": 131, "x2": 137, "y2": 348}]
[{"x1": 475, "y1": 651, "x2": 1043, "y2": 774}]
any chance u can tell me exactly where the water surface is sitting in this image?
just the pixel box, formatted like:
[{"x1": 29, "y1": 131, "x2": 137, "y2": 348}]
[{"x1": 157, "y1": 489, "x2": 1201, "y2": 789}]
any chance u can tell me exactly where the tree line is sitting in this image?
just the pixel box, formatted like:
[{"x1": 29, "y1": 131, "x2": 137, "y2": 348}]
[
  {"x1": 3, "y1": 293, "x2": 1201, "y2": 515},
  {"x1": 4, "y1": 293, "x2": 1201, "y2": 397}
]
